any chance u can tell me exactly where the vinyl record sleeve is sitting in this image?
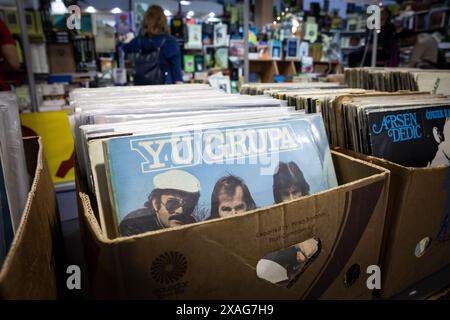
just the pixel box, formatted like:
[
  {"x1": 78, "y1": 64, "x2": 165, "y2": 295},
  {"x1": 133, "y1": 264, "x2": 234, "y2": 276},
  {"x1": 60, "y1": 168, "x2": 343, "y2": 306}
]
[
  {"x1": 85, "y1": 107, "x2": 296, "y2": 237},
  {"x1": 82, "y1": 107, "x2": 295, "y2": 193},
  {"x1": 103, "y1": 115, "x2": 338, "y2": 237},
  {"x1": 0, "y1": 93, "x2": 29, "y2": 232},
  {"x1": 368, "y1": 104, "x2": 450, "y2": 167}
]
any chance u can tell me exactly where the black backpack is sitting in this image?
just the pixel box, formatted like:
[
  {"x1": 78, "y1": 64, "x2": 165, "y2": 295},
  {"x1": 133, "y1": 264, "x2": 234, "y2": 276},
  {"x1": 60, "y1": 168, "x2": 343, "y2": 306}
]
[{"x1": 132, "y1": 36, "x2": 167, "y2": 85}]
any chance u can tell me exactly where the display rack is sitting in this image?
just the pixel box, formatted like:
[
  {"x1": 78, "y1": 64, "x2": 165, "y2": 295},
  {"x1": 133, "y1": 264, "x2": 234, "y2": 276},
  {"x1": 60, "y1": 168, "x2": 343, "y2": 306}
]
[
  {"x1": 313, "y1": 61, "x2": 341, "y2": 74},
  {"x1": 249, "y1": 59, "x2": 297, "y2": 82}
]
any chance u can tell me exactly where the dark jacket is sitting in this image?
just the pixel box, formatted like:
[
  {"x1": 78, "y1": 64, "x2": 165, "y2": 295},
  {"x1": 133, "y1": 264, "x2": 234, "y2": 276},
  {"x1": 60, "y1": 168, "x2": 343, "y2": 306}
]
[
  {"x1": 119, "y1": 207, "x2": 198, "y2": 236},
  {"x1": 122, "y1": 34, "x2": 183, "y2": 84},
  {"x1": 377, "y1": 21, "x2": 396, "y2": 61},
  {"x1": 119, "y1": 208, "x2": 163, "y2": 236}
]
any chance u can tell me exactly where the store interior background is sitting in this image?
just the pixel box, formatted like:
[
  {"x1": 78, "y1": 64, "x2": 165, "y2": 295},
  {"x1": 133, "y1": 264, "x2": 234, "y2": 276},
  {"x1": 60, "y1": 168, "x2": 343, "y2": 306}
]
[
  {"x1": 1, "y1": 0, "x2": 449, "y2": 298},
  {"x1": 6, "y1": 0, "x2": 450, "y2": 111}
]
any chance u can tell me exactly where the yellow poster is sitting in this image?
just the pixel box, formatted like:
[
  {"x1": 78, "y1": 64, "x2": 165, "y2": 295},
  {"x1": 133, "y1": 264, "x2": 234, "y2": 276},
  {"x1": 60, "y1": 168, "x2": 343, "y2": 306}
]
[{"x1": 20, "y1": 110, "x2": 75, "y2": 184}]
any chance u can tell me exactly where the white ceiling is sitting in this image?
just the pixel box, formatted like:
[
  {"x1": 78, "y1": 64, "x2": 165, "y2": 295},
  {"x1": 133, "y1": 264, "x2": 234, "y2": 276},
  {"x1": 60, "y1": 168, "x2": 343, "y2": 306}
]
[
  {"x1": 0, "y1": 0, "x2": 224, "y2": 16},
  {"x1": 80, "y1": 0, "x2": 224, "y2": 16}
]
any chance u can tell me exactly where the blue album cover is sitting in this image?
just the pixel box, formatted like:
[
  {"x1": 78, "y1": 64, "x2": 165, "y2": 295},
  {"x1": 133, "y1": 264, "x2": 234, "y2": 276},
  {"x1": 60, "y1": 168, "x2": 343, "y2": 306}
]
[{"x1": 104, "y1": 115, "x2": 337, "y2": 237}]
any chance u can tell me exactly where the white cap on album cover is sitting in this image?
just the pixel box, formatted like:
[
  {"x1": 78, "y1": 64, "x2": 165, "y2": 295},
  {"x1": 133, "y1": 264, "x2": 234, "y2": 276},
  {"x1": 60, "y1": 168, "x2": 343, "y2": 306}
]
[
  {"x1": 256, "y1": 259, "x2": 289, "y2": 284},
  {"x1": 153, "y1": 170, "x2": 201, "y2": 193}
]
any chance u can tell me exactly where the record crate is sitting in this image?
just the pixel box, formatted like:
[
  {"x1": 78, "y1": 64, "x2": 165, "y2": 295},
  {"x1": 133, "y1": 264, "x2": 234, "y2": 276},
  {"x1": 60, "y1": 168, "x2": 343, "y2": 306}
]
[
  {"x1": 0, "y1": 137, "x2": 63, "y2": 299},
  {"x1": 335, "y1": 148, "x2": 450, "y2": 298},
  {"x1": 76, "y1": 151, "x2": 390, "y2": 299}
]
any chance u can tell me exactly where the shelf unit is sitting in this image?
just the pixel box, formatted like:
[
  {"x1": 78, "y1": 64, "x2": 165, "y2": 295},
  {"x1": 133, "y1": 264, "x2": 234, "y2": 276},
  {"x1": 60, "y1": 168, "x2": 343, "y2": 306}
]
[
  {"x1": 325, "y1": 28, "x2": 367, "y2": 67},
  {"x1": 249, "y1": 59, "x2": 297, "y2": 83},
  {"x1": 313, "y1": 61, "x2": 342, "y2": 74},
  {"x1": 183, "y1": 43, "x2": 232, "y2": 78},
  {"x1": 396, "y1": 7, "x2": 449, "y2": 32},
  {"x1": 326, "y1": 29, "x2": 367, "y2": 35}
]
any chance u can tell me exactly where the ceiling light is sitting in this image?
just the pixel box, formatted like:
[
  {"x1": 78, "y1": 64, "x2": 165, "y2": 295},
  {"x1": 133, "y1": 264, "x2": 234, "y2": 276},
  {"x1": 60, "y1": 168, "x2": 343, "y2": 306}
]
[
  {"x1": 111, "y1": 7, "x2": 122, "y2": 14},
  {"x1": 85, "y1": 6, "x2": 97, "y2": 13},
  {"x1": 164, "y1": 9, "x2": 172, "y2": 16},
  {"x1": 208, "y1": 12, "x2": 215, "y2": 18},
  {"x1": 50, "y1": 0, "x2": 68, "y2": 14},
  {"x1": 180, "y1": 0, "x2": 191, "y2": 5}
]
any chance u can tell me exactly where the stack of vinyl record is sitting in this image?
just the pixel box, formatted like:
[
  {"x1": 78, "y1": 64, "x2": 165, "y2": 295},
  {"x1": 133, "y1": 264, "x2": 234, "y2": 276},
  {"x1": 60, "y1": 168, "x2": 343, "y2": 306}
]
[
  {"x1": 345, "y1": 68, "x2": 450, "y2": 95},
  {"x1": 249, "y1": 82, "x2": 450, "y2": 168},
  {"x1": 262, "y1": 87, "x2": 369, "y2": 112},
  {"x1": 71, "y1": 84, "x2": 338, "y2": 239},
  {"x1": 254, "y1": 88, "x2": 374, "y2": 142},
  {"x1": 345, "y1": 68, "x2": 418, "y2": 92},
  {"x1": 239, "y1": 82, "x2": 346, "y2": 96},
  {"x1": 321, "y1": 91, "x2": 450, "y2": 167},
  {"x1": 0, "y1": 93, "x2": 29, "y2": 265}
]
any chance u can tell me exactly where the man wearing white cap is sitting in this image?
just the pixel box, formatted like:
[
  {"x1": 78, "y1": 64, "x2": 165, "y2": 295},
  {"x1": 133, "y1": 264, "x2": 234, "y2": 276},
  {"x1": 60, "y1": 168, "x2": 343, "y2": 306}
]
[{"x1": 119, "y1": 170, "x2": 201, "y2": 236}]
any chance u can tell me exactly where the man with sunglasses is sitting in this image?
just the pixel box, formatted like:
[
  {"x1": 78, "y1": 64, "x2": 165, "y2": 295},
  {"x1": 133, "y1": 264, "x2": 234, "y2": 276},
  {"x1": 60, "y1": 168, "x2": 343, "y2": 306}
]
[{"x1": 119, "y1": 170, "x2": 201, "y2": 236}]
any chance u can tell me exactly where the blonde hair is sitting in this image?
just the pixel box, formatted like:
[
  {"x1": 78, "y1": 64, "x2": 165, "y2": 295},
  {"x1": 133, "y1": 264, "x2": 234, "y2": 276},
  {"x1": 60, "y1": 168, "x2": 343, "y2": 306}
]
[{"x1": 141, "y1": 5, "x2": 169, "y2": 36}]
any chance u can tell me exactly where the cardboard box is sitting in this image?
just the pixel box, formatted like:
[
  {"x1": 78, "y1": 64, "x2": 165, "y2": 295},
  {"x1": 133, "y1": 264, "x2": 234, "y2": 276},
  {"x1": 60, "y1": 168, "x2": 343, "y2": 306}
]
[
  {"x1": 0, "y1": 137, "x2": 63, "y2": 299},
  {"x1": 334, "y1": 148, "x2": 450, "y2": 298},
  {"x1": 77, "y1": 151, "x2": 390, "y2": 299}
]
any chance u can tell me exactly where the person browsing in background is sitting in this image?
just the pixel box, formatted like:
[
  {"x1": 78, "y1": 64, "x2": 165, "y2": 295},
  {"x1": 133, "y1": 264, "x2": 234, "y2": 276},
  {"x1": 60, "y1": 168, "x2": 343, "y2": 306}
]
[
  {"x1": 0, "y1": 18, "x2": 20, "y2": 91},
  {"x1": 400, "y1": 30, "x2": 443, "y2": 68},
  {"x1": 348, "y1": 7, "x2": 397, "y2": 67},
  {"x1": 122, "y1": 5, "x2": 183, "y2": 85}
]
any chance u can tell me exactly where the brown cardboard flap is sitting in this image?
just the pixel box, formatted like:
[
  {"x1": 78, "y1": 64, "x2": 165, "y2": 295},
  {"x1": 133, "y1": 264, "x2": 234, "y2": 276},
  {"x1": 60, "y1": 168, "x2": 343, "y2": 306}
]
[
  {"x1": 0, "y1": 137, "x2": 60, "y2": 299},
  {"x1": 332, "y1": 150, "x2": 386, "y2": 184},
  {"x1": 78, "y1": 151, "x2": 390, "y2": 299}
]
